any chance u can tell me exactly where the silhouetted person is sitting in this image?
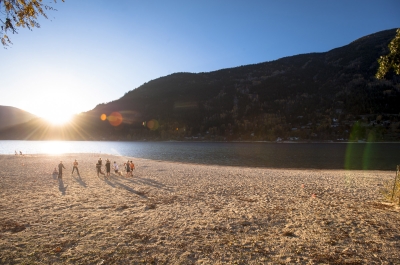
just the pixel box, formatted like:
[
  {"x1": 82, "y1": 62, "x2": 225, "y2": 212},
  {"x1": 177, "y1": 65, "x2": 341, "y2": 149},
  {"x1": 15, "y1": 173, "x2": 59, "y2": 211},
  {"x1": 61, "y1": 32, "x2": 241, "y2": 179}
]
[
  {"x1": 72, "y1": 159, "x2": 80, "y2": 176},
  {"x1": 105, "y1": 159, "x2": 111, "y2": 178},
  {"x1": 96, "y1": 163, "x2": 105, "y2": 177},
  {"x1": 58, "y1": 161, "x2": 66, "y2": 179},
  {"x1": 124, "y1": 160, "x2": 131, "y2": 177}
]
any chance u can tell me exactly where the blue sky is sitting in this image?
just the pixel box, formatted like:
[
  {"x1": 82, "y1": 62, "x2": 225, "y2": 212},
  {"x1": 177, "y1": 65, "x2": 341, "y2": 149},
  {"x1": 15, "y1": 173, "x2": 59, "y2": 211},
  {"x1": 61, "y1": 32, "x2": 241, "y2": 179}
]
[{"x1": 1, "y1": 0, "x2": 399, "y2": 123}]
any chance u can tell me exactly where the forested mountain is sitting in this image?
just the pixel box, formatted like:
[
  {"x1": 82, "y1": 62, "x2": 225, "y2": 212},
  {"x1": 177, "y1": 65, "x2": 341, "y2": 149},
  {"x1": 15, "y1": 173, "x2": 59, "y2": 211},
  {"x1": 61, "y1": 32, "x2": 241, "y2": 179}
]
[
  {"x1": 0, "y1": 106, "x2": 36, "y2": 130},
  {"x1": 1, "y1": 29, "x2": 399, "y2": 141}
]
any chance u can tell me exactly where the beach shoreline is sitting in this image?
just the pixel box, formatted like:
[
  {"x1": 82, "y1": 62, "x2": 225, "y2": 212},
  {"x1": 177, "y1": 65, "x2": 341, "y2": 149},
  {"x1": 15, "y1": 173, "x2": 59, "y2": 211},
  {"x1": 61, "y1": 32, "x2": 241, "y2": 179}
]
[{"x1": 0, "y1": 154, "x2": 399, "y2": 264}]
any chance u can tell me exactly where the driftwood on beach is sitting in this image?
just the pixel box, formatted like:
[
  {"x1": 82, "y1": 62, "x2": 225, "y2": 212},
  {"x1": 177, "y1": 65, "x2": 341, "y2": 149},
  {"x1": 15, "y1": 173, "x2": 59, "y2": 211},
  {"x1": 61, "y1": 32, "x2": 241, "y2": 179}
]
[{"x1": 0, "y1": 154, "x2": 399, "y2": 264}]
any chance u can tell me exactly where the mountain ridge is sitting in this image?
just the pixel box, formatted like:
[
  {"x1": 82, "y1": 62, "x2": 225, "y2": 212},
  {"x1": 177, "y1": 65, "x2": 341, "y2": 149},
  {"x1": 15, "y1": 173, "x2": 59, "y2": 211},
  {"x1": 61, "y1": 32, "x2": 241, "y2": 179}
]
[
  {"x1": 1, "y1": 28, "x2": 399, "y2": 141},
  {"x1": 0, "y1": 105, "x2": 37, "y2": 131}
]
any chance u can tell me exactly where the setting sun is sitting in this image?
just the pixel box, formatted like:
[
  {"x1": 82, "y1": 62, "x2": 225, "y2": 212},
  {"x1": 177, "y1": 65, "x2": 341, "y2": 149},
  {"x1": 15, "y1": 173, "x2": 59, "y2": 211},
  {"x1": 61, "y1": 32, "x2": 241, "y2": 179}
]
[{"x1": 41, "y1": 110, "x2": 74, "y2": 125}]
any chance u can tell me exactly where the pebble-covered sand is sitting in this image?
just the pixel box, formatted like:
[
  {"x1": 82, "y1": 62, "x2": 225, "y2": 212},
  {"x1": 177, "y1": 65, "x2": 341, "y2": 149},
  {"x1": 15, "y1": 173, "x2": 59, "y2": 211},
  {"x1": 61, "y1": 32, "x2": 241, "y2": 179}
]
[{"x1": 0, "y1": 154, "x2": 399, "y2": 264}]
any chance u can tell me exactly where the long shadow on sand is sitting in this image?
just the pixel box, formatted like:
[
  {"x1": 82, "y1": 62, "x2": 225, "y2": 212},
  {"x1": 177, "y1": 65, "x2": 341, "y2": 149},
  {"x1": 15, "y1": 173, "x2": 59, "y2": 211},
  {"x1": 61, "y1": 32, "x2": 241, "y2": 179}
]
[
  {"x1": 104, "y1": 177, "x2": 116, "y2": 188},
  {"x1": 125, "y1": 177, "x2": 173, "y2": 192},
  {"x1": 109, "y1": 178, "x2": 148, "y2": 198},
  {"x1": 72, "y1": 175, "x2": 87, "y2": 188},
  {"x1": 58, "y1": 178, "x2": 68, "y2": 195}
]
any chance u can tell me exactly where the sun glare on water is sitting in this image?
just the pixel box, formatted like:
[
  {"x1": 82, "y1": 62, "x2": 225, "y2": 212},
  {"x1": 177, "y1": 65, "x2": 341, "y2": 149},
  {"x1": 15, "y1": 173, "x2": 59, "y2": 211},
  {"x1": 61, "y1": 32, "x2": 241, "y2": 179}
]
[{"x1": 40, "y1": 141, "x2": 71, "y2": 154}]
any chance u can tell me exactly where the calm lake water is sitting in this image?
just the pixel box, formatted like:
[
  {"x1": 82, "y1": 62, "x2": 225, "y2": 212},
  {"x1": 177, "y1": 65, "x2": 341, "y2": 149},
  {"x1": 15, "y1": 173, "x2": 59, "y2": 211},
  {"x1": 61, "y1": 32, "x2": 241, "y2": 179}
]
[{"x1": 0, "y1": 140, "x2": 398, "y2": 170}]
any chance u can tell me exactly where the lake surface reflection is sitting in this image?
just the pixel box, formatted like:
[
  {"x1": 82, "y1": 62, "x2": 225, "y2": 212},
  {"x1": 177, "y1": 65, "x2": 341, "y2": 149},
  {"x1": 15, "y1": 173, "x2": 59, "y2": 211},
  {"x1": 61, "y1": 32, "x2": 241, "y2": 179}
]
[{"x1": 0, "y1": 140, "x2": 398, "y2": 170}]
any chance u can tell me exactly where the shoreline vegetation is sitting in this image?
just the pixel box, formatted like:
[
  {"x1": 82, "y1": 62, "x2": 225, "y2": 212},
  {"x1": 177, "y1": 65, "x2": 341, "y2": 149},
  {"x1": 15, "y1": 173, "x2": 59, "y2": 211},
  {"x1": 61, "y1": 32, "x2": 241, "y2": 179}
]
[{"x1": 0, "y1": 154, "x2": 399, "y2": 264}]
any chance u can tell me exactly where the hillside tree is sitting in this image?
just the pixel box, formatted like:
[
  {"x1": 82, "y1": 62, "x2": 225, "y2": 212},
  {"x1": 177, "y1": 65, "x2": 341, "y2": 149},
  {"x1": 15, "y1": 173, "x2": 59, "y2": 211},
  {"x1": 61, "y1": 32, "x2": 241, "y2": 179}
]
[
  {"x1": 0, "y1": 0, "x2": 63, "y2": 47},
  {"x1": 376, "y1": 28, "x2": 400, "y2": 79}
]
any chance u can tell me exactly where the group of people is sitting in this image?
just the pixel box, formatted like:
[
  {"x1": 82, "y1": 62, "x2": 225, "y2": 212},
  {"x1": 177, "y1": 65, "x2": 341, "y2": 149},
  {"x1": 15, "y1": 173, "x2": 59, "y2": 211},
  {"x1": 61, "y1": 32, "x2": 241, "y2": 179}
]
[
  {"x1": 124, "y1": 160, "x2": 135, "y2": 177},
  {"x1": 54, "y1": 158, "x2": 135, "y2": 180},
  {"x1": 55, "y1": 159, "x2": 79, "y2": 179},
  {"x1": 96, "y1": 158, "x2": 135, "y2": 179}
]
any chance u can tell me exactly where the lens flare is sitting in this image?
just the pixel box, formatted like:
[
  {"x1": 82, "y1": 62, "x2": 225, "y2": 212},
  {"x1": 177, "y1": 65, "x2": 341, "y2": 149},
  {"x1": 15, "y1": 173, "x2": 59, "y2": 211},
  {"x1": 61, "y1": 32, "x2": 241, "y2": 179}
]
[
  {"x1": 146, "y1": 119, "x2": 159, "y2": 130},
  {"x1": 108, "y1": 112, "x2": 123, "y2": 126},
  {"x1": 345, "y1": 142, "x2": 374, "y2": 170},
  {"x1": 100, "y1": 114, "x2": 107, "y2": 121}
]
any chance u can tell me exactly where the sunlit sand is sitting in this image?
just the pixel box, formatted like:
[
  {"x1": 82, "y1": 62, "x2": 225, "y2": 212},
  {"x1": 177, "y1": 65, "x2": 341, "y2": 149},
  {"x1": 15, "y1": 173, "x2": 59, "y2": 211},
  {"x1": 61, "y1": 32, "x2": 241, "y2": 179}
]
[{"x1": 0, "y1": 154, "x2": 399, "y2": 264}]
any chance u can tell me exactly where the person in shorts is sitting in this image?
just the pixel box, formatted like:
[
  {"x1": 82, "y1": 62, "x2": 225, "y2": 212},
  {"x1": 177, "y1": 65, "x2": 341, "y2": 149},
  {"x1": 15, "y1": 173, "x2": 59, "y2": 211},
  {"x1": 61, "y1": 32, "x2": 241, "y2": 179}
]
[
  {"x1": 96, "y1": 161, "x2": 105, "y2": 177},
  {"x1": 72, "y1": 159, "x2": 80, "y2": 176},
  {"x1": 97, "y1": 158, "x2": 105, "y2": 176},
  {"x1": 124, "y1": 160, "x2": 131, "y2": 177},
  {"x1": 105, "y1": 159, "x2": 111, "y2": 178},
  {"x1": 129, "y1": 161, "x2": 135, "y2": 177}
]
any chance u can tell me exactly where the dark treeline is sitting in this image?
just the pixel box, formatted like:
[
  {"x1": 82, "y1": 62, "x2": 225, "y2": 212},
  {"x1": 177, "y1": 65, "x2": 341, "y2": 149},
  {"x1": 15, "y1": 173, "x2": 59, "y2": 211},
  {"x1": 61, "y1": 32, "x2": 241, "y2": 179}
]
[{"x1": 1, "y1": 29, "x2": 399, "y2": 142}]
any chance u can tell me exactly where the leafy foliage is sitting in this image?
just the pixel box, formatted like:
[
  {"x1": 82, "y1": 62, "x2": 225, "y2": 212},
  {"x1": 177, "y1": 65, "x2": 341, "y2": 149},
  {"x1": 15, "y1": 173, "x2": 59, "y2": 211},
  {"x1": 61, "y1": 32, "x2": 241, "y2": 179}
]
[
  {"x1": 0, "y1": 0, "x2": 63, "y2": 47},
  {"x1": 376, "y1": 28, "x2": 400, "y2": 79}
]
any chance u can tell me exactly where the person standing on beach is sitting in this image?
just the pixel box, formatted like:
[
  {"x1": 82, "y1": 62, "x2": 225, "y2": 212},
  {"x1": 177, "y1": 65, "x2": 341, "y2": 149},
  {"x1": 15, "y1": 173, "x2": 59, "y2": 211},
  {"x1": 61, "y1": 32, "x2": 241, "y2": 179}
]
[
  {"x1": 124, "y1": 160, "x2": 131, "y2": 177},
  {"x1": 105, "y1": 159, "x2": 111, "y2": 179},
  {"x1": 58, "y1": 161, "x2": 66, "y2": 179},
  {"x1": 72, "y1": 159, "x2": 80, "y2": 176},
  {"x1": 129, "y1": 160, "x2": 135, "y2": 177},
  {"x1": 97, "y1": 157, "x2": 105, "y2": 176},
  {"x1": 96, "y1": 162, "x2": 105, "y2": 177}
]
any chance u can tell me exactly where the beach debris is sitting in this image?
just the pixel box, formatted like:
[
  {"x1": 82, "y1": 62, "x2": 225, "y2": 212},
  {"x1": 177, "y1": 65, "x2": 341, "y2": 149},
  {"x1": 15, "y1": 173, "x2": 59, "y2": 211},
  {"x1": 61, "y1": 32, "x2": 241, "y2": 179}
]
[
  {"x1": 311, "y1": 194, "x2": 316, "y2": 198},
  {"x1": 282, "y1": 231, "x2": 295, "y2": 237},
  {"x1": 301, "y1": 184, "x2": 304, "y2": 189},
  {"x1": 54, "y1": 247, "x2": 62, "y2": 253}
]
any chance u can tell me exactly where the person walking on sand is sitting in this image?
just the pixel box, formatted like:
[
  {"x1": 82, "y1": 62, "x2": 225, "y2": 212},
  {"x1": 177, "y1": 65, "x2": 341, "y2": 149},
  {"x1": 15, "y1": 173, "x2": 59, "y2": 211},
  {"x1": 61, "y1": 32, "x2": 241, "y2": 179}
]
[
  {"x1": 124, "y1": 160, "x2": 131, "y2": 178},
  {"x1": 96, "y1": 157, "x2": 105, "y2": 176},
  {"x1": 105, "y1": 159, "x2": 111, "y2": 179},
  {"x1": 58, "y1": 161, "x2": 66, "y2": 179},
  {"x1": 129, "y1": 160, "x2": 135, "y2": 177},
  {"x1": 96, "y1": 162, "x2": 105, "y2": 177},
  {"x1": 72, "y1": 159, "x2": 80, "y2": 176}
]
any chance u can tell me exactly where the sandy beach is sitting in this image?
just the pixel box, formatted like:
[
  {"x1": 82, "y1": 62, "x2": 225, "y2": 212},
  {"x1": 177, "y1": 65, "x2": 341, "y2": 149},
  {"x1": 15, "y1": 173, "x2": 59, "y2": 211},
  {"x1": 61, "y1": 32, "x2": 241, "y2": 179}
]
[{"x1": 0, "y1": 154, "x2": 399, "y2": 264}]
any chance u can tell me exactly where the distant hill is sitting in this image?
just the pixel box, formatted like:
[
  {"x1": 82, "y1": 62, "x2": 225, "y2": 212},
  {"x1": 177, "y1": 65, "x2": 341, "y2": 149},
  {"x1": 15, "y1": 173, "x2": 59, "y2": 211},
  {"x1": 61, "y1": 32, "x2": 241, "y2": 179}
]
[
  {"x1": 1, "y1": 28, "x2": 399, "y2": 141},
  {"x1": 0, "y1": 106, "x2": 37, "y2": 130}
]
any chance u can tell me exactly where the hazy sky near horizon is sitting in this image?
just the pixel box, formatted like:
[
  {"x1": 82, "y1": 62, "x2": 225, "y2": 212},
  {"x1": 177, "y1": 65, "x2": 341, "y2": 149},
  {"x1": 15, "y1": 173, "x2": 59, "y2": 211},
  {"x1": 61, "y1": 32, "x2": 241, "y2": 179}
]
[{"x1": 1, "y1": 0, "x2": 399, "y2": 123}]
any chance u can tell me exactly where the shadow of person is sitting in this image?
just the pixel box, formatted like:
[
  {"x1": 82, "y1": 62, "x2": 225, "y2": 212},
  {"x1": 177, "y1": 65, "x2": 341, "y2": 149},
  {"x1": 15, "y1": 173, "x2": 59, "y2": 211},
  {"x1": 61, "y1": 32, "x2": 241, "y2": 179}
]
[
  {"x1": 73, "y1": 175, "x2": 87, "y2": 188},
  {"x1": 58, "y1": 178, "x2": 68, "y2": 195},
  {"x1": 111, "y1": 179, "x2": 147, "y2": 198},
  {"x1": 126, "y1": 177, "x2": 172, "y2": 191},
  {"x1": 104, "y1": 178, "x2": 116, "y2": 188}
]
